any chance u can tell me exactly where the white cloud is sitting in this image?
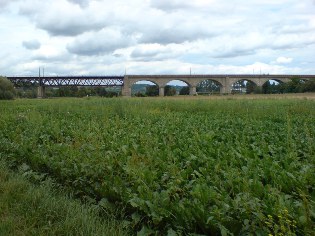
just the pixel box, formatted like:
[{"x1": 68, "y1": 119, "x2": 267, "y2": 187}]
[
  {"x1": 276, "y1": 57, "x2": 293, "y2": 64},
  {"x1": 67, "y1": 28, "x2": 133, "y2": 56},
  {"x1": 0, "y1": 0, "x2": 315, "y2": 76}
]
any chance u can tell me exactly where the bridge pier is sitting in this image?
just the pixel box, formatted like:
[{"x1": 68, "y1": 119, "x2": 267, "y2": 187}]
[
  {"x1": 122, "y1": 86, "x2": 131, "y2": 96},
  {"x1": 190, "y1": 86, "x2": 196, "y2": 95},
  {"x1": 121, "y1": 76, "x2": 131, "y2": 96},
  {"x1": 220, "y1": 86, "x2": 229, "y2": 94},
  {"x1": 37, "y1": 86, "x2": 45, "y2": 98},
  {"x1": 159, "y1": 87, "x2": 164, "y2": 96}
]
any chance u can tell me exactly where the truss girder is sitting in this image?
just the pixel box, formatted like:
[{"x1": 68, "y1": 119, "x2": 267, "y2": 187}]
[{"x1": 7, "y1": 76, "x2": 124, "y2": 87}]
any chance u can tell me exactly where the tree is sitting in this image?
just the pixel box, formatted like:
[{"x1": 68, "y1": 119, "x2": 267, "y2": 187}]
[
  {"x1": 197, "y1": 80, "x2": 220, "y2": 94},
  {"x1": 145, "y1": 85, "x2": 159, "y2": 96},
  {"x1": 164, "y1": 85, "x2": 176, "y2": 96},
  {"x1": 282, "y1": 77, "x2": 304, "y2": 93},
  {"x1": 179, "y1": 86, "x2": 190, "y2": 95},
  {"x1": 262, "y1": 81, "x2": 271, "y2": 94},
  {"x1": 0, "y1": 76, "x2": 15, "y2": 100},
  {"x1": 246, "y1": 81, "x2": 257, "y2": 94},
  {"x1": 300, "y1": 79, "x2": 315, "y2": 92},
  {"x1": 231, "y1": 80, "x2": 246, "y2": 94}
]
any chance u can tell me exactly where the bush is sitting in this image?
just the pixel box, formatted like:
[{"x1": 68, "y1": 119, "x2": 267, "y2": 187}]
[{"x1": 0, "y1": 76, "x2": 15, "y2": 100}]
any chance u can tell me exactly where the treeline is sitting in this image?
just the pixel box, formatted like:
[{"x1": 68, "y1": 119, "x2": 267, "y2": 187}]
[
  {"x1": 134, "y1": 85, "x2": 190, "y2": 97},
  {"x1": 261, "y1": 77, "x2": 315, "y2": 94},
  {"x1": 16, "y1": 86, "x2": 120, "y2": 98}
]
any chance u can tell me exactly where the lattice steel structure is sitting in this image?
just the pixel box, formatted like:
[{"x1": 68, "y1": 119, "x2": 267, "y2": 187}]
[{"x1": 7, "y1": 76, "x2": 124, "y2": 87}]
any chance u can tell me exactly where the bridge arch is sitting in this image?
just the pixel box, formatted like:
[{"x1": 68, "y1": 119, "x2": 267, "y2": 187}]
[
  {"x1": 195, "y1": 79, "x2": 223, "y2": 95},
  {"x1": 261, "y1": 79, "x2": 284, "y2": 94},
  {"x1": 131, "y1": 80, "x2": 160, "y2": 96},
  {"x1": 163, "y1": 79, "x2": 191, "y2": 96},
  {"x1": 230, "y1": 79, "x2": 258, "y2": 94}
]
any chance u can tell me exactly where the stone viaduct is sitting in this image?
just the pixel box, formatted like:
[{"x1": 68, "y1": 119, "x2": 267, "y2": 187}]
[{"x1": 122, "y1": 74, "x2": 313, "y2": 96}]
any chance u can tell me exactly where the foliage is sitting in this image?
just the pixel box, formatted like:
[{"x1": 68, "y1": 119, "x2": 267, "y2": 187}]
[
  {"x1": 0, "y1": 76, "x2": 15, "y2": 100},
  {"x1": 0, "y1": 98, "x2": 314, "y2": 235},
  {"x1": 262, "y1": 78, "x2": 315, "y2": 94},
  {"x1": 245, "y1": 81, "x2": 257, "y2": 94},
  {"x1": 299, "y1": 79, "x2": 315, "y2": 93},
  {"x1": 0, "y1": 159, "x2": 128, "y2": 235},
  {"x1": 179, "y1": 86, "x2": 189, "y2": 95},
  {"x1": 197, "y1": 79, "x2": 220, "y2": 94},
  {"x1": 16, "y1": 87, "x2": 37, "y2": 98},
  {"x1": 262, "y1": 81, "x2": 280, "y2": 94},
  {"x1": 134, "y1": 91, "x2": 147, "y2": 97},
  {"x1": 145, "y1": 85, "x2": 159, "y2": 96},
  {"x1": 164, "y1": 85, "x2": 176, "y2": 96},
  {"x1": 231, "y1": 80, "x2": 258, "y2": 94}
]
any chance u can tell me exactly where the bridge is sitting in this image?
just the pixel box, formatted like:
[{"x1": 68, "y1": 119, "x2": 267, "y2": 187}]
[{"x1": 7, "y1": 74, "x2": 315, "y2": 97}]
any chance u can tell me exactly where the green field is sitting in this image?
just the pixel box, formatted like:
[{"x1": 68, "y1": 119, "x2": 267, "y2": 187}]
[{"x1": 0, "y1": 97, "x2": 314, "y2": 235}]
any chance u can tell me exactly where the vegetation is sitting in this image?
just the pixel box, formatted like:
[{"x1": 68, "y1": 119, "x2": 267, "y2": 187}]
[
  {"x1": 179, "y1": 86, "x2": 189, "y2": 95},
  {"x1": 0, "y1": 159, "x2": 128, "y2": 236},
  {"x1": 145, "y1": 85, "x2": 159, "y2": 96},
  {"x1": 197, "y1": 79, "x2": 221, "y2": 94},
  {"x1": 0, "y1": 76, "x2": 15, "y2": 100},
  {"x1": 15, "y1": 86, "x2": 120, "y2": 98},
  {"x1": 164, "y1": 85, "x2": 177, "y2": 96},
  {"x1": 0, "y1": 97, "x2": 314, "y2": 235},
  {"x1": 276, "y1": 78, "x2": 315, "y2": 93}
]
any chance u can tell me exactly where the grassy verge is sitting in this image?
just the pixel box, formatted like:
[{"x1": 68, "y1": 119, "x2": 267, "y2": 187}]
[{"x1": 0, "y1": 159, "x2": 128, "y2": 236}]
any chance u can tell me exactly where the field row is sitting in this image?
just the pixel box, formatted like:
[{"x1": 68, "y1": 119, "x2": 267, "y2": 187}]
[{"x1": 0, "y1": 98, "x2": 314, "y2": 235}]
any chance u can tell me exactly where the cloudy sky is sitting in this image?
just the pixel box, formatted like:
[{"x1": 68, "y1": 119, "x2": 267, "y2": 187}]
[{"x1": 1, "y1": 0, "x2": 315, "y2": 76}]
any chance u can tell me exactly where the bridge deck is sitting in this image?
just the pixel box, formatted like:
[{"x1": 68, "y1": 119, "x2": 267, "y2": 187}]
[
  {"x1": 7, "y1": 74, "x2": 315, "y2": 87},
  {"x1": 7, "y1": 76, "x2": 124, "y2": 86}
]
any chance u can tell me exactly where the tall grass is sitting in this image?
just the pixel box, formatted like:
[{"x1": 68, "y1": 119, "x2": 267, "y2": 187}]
[{"x1": 0, "y1": 159, "x2": 128, "y2": 236}]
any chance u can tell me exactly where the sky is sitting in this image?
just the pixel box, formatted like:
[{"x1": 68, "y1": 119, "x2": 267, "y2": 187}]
[{"x1": 1, "y1": 0, "x2": 315, "y2": 77}]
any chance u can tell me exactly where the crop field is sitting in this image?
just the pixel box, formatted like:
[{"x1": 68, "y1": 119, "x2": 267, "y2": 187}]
[{"x1": 0, "y1": 97, "x2": 314, "y2": 235}]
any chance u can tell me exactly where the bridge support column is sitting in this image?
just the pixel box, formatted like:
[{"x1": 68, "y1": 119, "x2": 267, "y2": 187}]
[
  {"x1": 122, "y1": 76, "x2": 131, "y2": 96},
  {"x1": 190, "y1": 86, "x2": 196, "y2": 95},
  {"x1": 220, "y1": 86, "x2": 229, "y2": 94},
  {"x1": 122, "y1": 86, "x2": 131, "y2": 96},
  {"x1": 159, "y1": 87, "x2": 164, "y2": 96},
  {"x1": 37, "y1": 86, "x2": 45, "y2": 98}
]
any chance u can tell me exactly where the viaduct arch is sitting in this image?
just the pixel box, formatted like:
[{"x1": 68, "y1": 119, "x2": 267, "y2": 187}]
[{"x1": 122, "y1": 75, "x2": 298, "y2": 96}]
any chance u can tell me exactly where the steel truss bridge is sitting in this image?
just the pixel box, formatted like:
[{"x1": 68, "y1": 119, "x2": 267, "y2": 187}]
[{"x1": 7, "y1": 76, "x2": 124, "y2": 87}]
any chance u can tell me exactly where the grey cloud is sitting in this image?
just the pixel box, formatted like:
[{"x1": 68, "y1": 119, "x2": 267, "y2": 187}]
[
  {"x1": 67, "y1": 29, "x2": 132, "y2": 56},
  {"x1": 131, "y1": 49, "x2": 160, "y2": 58},
  {"x1": 150, "y1": 0, "x2": 191, "y2": 11},
  {"x1": 31, "y1": 53, "x2": 71, "y2": 62},
  {"x1": 22, "y1": 40, "x2": 41, "y2": 50},
  {"x1": 37, "y1": 19, "x2": 104, "y2": 37},
  {"x1": 0, "y1": 0, "x2": 15, "y2": 8},
  {"x1": 67, "y1": 0, "x2": 89, "y2": 8},
  {"x1": 140, "y1": 28, "x2": 213, "y2": 44},
  {"x1": 213, "y1": 49, "x2": 256, "y2": 58}
]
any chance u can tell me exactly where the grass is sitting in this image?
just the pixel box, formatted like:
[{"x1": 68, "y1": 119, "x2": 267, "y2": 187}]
[{"x1": 0, "y1": 159, "x2": 129, "y2": 236}]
